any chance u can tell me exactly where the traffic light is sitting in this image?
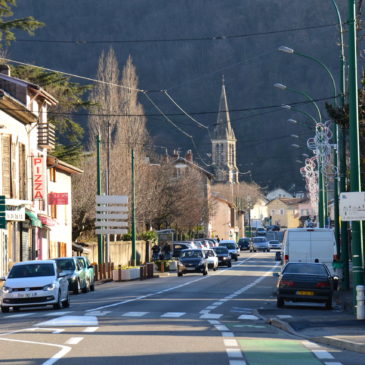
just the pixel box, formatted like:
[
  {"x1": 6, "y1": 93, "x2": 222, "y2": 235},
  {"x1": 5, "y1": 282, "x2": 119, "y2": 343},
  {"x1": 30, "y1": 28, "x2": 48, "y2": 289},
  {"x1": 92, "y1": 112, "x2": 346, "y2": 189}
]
[{"x1": 0, "y1": 195, "x2": 6, "y2": 229}]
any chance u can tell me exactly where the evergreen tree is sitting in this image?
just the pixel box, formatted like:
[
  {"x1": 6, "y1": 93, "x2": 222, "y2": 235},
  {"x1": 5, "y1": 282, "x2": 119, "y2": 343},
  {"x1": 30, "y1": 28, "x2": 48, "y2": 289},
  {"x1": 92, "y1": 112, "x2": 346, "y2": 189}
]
[{"x1": 0, "y1": 0, "x2": 44, "y2": 46}]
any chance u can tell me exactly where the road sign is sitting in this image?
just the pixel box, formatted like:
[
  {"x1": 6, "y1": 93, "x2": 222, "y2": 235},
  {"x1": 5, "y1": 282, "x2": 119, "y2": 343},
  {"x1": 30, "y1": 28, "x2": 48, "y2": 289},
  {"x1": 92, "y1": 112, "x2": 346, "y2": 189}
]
[
  {"x1": 95, "y1": 195, "x2": 129, "y2": 235},
  {"x1": 339, "y1": 192, "x2": 365, "y2": 221}
]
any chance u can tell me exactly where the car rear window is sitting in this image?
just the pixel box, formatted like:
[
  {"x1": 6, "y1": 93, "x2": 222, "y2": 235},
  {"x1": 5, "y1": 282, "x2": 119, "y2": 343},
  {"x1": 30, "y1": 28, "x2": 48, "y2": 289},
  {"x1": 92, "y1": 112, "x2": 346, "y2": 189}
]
[
  {"x1": 220, "y1": 243, "x2": 236, "y2": 249},
  {"x1": 9, "y1": 263, "x2": 55, "y2": 278},
  {"x1": 253, "y1": 238, "x2": 265, "y2": 243},
  {"x1": 180, "y1": 250, "x2": 203, "y2": 258},
  {"x1": 284, "y1": 264, "x2": 328, "y2": 275},
  {"x1": 214, "y1": 247, "x2": 228, "y2": 254},
  {"x1": 56, "y1": 259, "x2": 75, "y2": 271}
]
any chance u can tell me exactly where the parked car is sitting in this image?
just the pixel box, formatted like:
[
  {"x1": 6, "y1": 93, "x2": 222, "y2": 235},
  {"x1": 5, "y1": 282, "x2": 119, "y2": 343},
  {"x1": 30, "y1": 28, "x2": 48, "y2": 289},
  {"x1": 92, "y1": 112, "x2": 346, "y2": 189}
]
[
  {"x1": 219, "y1": 240, "x2": 239, "y2": 261},
  {"x1": 75, "y1": 256, "x2": 95, "y2": 292},
  {"x1": 256, "y1": 228, "x2": 267, "y2": 236},
  {"x1": 213, "y1": 246, "x2": 232, "y2": 267},
  {"x1": 172, "y1": 242, "x2": 196, "y2": 258},
  {"x1": 267, "y1": 225, "x2": 281, "y2": 231},
  {"x1": 250, "y1": 237, "x2": 270, "y2": 252},
  {"x1": 55, "y1": 257, "x2": 88, "y2": 294},
  {"x1": 1, "y1": 260, "x2": 69, "y2": 313},
  {"x1": 237, "y1": 237, "x2": 250, "y2": 251},
  {"x1": 268, "y1": 240, "x2": 281, "y2": 250},
  {"x1": 274, "y1": 262, "x2": 338, "y2": 309},
  {"x1": 203, "y1": 248, "x2": 218, "y2": 271},
  {"x1": 177, "y1": 249, "x2": 208, "y2": 276},
  {"x1": 282, "y1": 228, "x2": 337, "y2": 274}
]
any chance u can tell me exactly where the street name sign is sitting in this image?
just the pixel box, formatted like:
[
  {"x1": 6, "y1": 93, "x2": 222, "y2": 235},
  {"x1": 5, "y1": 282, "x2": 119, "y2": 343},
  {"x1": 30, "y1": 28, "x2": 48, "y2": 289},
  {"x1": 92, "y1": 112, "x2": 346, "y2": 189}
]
[
  {"x1": 339, "y1": 192, "x2": 365, "y2": 221},
  {"x1": 95, "y1": 195, "x2": 129, "y2": 235}
]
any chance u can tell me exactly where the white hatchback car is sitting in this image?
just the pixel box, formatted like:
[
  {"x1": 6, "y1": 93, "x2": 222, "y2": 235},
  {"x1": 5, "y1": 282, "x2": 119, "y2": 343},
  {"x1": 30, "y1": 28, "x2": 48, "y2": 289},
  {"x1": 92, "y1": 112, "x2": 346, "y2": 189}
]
[
  {"x1": 203, "y1": 249, "x2": 219, "y2": 271},
  {"x1": 1, "y1": 260, "x2": 70, "y2": 313}
]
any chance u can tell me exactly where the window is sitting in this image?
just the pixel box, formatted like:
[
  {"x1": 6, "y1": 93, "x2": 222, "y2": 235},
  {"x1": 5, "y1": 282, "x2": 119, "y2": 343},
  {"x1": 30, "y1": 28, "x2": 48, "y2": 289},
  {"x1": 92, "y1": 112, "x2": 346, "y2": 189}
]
[
  {"x1": 280, "y1": 209, "x2": 284, "y2": 215},
  {"x1": 271, "y1": 209, "x2": 276, "y2": 215},
  {"x1": 50, "y1": 204, "x2": 57, "y2": 219},
  {"x1": 1, "y1": 134, "x2": 11, "y2": 197}
]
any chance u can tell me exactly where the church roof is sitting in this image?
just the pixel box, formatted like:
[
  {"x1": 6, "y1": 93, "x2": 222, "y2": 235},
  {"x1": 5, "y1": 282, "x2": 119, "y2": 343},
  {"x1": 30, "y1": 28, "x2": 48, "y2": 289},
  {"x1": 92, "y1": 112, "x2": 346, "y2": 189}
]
[{"x1": 212, "y1": 79, "x2": 236, "y2": 141}]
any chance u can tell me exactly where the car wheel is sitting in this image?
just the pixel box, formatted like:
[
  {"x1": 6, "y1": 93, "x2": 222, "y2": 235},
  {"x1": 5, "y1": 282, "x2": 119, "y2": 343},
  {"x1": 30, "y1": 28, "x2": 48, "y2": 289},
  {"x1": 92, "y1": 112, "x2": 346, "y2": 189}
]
[
  {"x1": 90, "y1": 281, "x2": 95, "y2": 291},
  {"x1": 1, "y1": 306, "x2": 10, "y2": 313},
  {"x1": 73, "y1": 280, "x2": 80, "y2": 295},
  {"x1": 82, "y1": 279, "x2": 90, "y2": 293},
  {"x1": 53, "y1": 291, "x2": 62, "y2": 310},
  {"x1": 213, "y1": 265, "x2": 217, "y2": 271},
  {"x1": 277, "y1": 297, "x2": 284, "y2": 308},
  {"x1": 203, "y1": 267, "x2": 208, "y2": 275},
  {"x1": 235, "y1": 257, "x2": 238, "y2": 261},
  {"x1": 178, "y1": 272, "x2": 183, "y2": 277},
  {"x1": 228, "y1": 262, "x2": 232, "y2": 268},
  {"x1": 325, "y1": 298, "x2": 332, "y2": 310},
  {"x1": 63, "y1": 292, "x2": 70, "y2": 308}
]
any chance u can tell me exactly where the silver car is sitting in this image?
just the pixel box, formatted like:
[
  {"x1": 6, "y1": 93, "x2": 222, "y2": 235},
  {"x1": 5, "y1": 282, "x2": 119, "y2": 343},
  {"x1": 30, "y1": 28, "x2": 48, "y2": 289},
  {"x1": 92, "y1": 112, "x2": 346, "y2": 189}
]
[{"x1": 250, "y1": 237, "x2": 270, "y2": 252}]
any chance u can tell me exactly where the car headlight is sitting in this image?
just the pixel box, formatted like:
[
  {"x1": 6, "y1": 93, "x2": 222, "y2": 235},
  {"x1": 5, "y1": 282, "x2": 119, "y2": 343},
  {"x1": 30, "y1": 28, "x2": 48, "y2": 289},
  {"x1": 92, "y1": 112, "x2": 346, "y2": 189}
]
[
  {"x1": 222, "y1": 257, "x2": 227, "y2": 260},
  {"x1": 198, "y1": 260, "x2": 204, "y2": 266},
  {"x1": 2, "y1": 286, "x2": 12, "y2": 294},
  {"x1": 71, "y1": 275, "x2": 77, "y2": 281},
  {"x1": 43, "y1": 283, "x2": 57, "y2": 291}
]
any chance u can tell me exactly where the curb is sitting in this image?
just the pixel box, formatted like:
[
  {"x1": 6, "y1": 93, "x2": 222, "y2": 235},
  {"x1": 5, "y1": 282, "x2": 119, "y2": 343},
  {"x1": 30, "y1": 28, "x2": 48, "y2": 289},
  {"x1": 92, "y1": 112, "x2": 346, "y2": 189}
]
[{"x1": 268, "y1": 317, "x2": 365, "y2": 354}]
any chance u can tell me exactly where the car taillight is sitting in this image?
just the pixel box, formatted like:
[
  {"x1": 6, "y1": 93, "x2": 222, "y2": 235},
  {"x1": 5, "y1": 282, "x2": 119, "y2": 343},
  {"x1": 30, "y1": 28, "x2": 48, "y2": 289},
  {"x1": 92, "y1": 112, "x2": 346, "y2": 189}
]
[
  {"x1": 315, "y1": 281, "x2": 330, "y2": 288},
  {"x1": 284, "y1": 255, "x2": 289, "y2": 262},
  {"x1": 279, "y1": 280, "x2": 295, "y2": 287},
  {"x1": 333, "y1": 254, "x2": 338, "y2": 261}
]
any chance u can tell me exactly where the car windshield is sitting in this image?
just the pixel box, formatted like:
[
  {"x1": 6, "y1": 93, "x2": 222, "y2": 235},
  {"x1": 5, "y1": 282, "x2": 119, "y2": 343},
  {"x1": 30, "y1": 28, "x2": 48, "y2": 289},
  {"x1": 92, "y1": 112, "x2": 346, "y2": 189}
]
[
  {"x1": 180, "y1": 250, "x2": 203, "y2": 258},
  {"x1": 284, "y1": 264, "x2": 328, "y2": 275},
  {"x1": 213, "y1": 247, "x2": 228, "y2": 254},
  {"x1": 253, "y1": 238, "x2": 265, "y2": 243},
  {"x1": 8, "y1": 263, "x2": 55, "y2": 278},
  {"x1": 56, "y1": 259, "x2": 76, "y2": 271},
  {"x1": 220, "y1": 243, "x2": 236, "y2": 249}
]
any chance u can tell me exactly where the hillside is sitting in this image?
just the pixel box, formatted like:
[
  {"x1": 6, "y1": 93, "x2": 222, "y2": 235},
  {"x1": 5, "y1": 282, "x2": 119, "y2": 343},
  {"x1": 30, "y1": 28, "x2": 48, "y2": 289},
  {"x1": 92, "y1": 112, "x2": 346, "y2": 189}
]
[{"x1": 9, "y1": 0, "x2": 351, "y2": 191}]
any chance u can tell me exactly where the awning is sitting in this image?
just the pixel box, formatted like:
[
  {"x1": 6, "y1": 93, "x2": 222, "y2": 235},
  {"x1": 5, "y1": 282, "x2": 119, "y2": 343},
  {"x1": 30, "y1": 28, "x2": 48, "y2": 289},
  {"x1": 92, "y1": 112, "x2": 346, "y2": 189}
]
[
  {"x1": 38, "y1": 215, "x2": 56, "y2": 227},
  {"x1": 25, "y1": 210, "x2": 42, "y2": 228}
]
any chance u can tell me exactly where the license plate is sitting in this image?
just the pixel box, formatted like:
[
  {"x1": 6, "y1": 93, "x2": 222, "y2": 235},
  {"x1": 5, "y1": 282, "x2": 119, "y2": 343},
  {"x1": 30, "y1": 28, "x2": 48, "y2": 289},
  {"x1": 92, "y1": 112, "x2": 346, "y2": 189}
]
[
  {"x1": 16, "y1": 292, "x2": 37, "y2": 298},
  {"x1": 296, "y1": 291, "x2": 314, "y2": 296},
  {"x1": 186, "y1": 267, "x2": 196, "y2": 271}
]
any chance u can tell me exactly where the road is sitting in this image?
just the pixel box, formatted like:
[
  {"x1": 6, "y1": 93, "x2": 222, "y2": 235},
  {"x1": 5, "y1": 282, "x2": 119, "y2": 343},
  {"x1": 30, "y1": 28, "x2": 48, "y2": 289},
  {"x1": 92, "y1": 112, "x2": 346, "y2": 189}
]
[{"x1": 0, "y1": 252, "x2": 364, "y2": 365}]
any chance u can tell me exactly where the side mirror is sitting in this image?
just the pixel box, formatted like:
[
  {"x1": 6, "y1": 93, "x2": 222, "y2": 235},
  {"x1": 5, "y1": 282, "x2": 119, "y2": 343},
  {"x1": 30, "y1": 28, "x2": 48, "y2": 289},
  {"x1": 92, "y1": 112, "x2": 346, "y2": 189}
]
[
  {"x1": 58, "y1": 271, "x2": 67, "y2": 278},
  {"x1": 272, "y1": 272, "x2": 279, "y2": 277}
]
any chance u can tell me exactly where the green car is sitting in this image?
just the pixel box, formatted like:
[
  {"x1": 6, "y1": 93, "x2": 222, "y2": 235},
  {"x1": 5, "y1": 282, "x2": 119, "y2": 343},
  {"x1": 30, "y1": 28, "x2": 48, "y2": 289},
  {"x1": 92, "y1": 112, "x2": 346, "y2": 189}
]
[
  {"x1": 75, "y1": 256, "x2": 95, "y2": 292},
  {"x1": 55, "y1": 257, "x2": 88, "y2": 294}
]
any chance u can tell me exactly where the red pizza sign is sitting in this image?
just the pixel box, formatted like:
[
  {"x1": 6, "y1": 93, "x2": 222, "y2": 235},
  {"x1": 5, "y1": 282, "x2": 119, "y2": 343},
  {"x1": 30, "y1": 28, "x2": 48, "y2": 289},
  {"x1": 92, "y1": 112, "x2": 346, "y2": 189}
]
[
  {"x1": 48, "y1": 193, "x2": 69, "y2": 205},
  {"x1": 33, "y1": 157, "x2": 44, "y2": 200}
]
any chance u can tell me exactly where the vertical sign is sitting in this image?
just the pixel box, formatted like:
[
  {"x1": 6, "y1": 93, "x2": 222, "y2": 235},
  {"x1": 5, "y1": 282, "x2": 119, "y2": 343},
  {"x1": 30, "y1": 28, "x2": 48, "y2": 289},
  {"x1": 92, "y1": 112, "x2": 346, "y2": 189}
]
[
  {"x1": 33, "y1": 157, "x2": 44, "y2": 200},
  {"x1": 0, "y1": 195, "x2": 6, "y2": 229}
]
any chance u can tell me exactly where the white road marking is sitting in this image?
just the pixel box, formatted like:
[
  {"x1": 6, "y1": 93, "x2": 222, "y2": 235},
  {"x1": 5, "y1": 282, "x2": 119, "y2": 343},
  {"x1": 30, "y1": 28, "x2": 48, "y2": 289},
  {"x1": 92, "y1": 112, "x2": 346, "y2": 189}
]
[
  {"x1": 161, "y1": 312, "x2": 186, "y2": 318},
  {"x1": 323, "y1": 362, "x2": 343, "y2": 365},
  {"x1": 206, "y1": 305, "x2": 217, "y2": 310},
  {"x1": 224, "y1": 339, "x2": 238, "y2": 347},
  {"x1": 222, "y1": 332, "x2": 235, "y2": 337},
  {"x1": 83, "y1": 327, "x2": 99, "y2": 333},
  {"x1": 122, "y1": 311, "x2": 148, "y2": 317},
  {"x1": 199, "y1": 310, "x2": 210, "y2": 314},
  {"x1": 208, "y1": 320, "x2": 221, "y2": 325},
  {"x1": 28, "y1": 327, "x2": 64, "y2": 334},
  {"x1": 229, "y1": 361, "x2": 247, "y2": 365},
  {"x1": 302, "y1": 340, "x2": 320, "y2": 348},
  {"x1": 43, "y1": 311, "x2": 72, "y2": 317},
  {"x1": 226, "y1": 348, "x2": 243, "y2": 358},
  {"x1": 86, "y1": 311, "x2": 111, "y2": 316},
  {"x1": 313, "y1": 350, "x2": 334, "y2": 360},
  {"x1": 65, "y1": 337, "x2": 84, "y2": 345},
  {"x1": 200, "y1": 313, "x2": 222, "y2": 319},
  {"x1": 36, "y1": 315, "x2": 98, "y2": 327},
  {"x1": 4, "y1": 313, "x2": 34, "y2": 318},
  {"x1": 212, "y1": 302, "x2": 222, "y2": 306},
  {"x1": 238, "y1": 314, "x2": 259, "y2": 320},
  {"x1": 277, "y1": 315, "x2": 292, "y2": 319},
  {"x1": 215, "y1": 324, "x2": 229, "y2": 331},
  {"x1": 0, "y1": 337, "x2": 71, "y2": 365}
]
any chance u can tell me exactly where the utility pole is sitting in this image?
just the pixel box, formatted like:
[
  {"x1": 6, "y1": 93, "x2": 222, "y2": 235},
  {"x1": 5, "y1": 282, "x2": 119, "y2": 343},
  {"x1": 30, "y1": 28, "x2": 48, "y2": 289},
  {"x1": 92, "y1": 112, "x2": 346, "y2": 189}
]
[
  {"x1": 96, "y1": 134, "x2": 103, "y2": 265},
  {"x1": 348, "y1": 0, "x2": 364, "y2": 297},
  {"x1": 131, "y1": 149, "x2": 136, "y2": 266},
  {"x1": 105, "y1": 121, "x2": 111, "y2": 263}
]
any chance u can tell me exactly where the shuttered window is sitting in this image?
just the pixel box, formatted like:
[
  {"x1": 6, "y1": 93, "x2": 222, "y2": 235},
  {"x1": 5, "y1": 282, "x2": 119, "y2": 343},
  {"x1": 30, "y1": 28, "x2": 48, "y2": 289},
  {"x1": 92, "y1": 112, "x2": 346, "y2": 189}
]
[
  {"x1": 1, "y1": 134, "x2": 11, "y2": 197},
  {"x1": 19, "y1": 143, "x2": 26, "y2": 200}
]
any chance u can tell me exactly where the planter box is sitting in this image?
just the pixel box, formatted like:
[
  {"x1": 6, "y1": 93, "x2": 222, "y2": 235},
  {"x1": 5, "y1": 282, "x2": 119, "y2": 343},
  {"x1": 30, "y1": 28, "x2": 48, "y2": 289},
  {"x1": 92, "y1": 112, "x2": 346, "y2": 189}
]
[
  {"x1": 169, "y1": 261, "x2": 178, "y2": 271},
  {"x1": 112, "y1": 268, "x2": 140, "y2": 281}
]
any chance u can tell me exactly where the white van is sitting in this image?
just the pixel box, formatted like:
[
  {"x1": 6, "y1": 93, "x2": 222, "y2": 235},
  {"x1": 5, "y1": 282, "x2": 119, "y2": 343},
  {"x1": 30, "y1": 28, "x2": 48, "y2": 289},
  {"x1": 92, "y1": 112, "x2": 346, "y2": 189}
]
[{"x1": 282, "y1": 228, "x2": 337, "y2": 274}]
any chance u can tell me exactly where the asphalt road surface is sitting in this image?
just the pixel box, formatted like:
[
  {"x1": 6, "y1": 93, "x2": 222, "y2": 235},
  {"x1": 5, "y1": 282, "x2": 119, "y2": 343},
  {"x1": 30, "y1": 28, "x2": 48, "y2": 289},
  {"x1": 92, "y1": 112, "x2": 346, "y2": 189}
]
[{"x1": 0, "y1": 252, "x2": 364, "y2": 365}]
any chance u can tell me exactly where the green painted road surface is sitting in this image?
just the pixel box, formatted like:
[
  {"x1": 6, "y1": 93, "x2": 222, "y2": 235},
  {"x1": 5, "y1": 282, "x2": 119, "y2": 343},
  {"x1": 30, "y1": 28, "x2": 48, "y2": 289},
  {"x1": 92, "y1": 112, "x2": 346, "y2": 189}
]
[{"x1": 239, "y1": 339, "x2": 323, "y2": 365}]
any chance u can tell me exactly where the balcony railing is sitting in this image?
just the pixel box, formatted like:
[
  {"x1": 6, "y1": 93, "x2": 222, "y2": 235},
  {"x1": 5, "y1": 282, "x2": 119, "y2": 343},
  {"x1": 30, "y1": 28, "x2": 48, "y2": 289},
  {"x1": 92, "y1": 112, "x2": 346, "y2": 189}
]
[{"x1": 38, "y1": 122, "x2": 55, "y2": 150}]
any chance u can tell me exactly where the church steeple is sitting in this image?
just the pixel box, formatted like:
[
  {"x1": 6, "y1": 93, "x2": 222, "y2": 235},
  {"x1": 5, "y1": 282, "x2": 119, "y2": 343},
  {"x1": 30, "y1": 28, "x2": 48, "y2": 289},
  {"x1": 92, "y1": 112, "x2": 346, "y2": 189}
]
[{"x1": 211, "y1": 77, "x2": 239, "y2": 183}]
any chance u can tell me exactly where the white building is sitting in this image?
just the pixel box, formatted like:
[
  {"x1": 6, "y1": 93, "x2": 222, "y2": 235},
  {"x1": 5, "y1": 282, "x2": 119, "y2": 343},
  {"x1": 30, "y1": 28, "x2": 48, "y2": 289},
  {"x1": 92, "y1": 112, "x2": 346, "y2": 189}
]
[{"x1": 266, "y1": 188, "x2": 293, "y2": 201}]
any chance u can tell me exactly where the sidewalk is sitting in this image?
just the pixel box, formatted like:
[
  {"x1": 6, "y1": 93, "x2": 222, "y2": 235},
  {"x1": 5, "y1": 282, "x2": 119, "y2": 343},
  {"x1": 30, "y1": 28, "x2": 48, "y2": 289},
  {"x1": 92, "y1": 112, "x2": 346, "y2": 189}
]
[{"x1": 268, "y1": 290, "x2": 365, "y2": 354}]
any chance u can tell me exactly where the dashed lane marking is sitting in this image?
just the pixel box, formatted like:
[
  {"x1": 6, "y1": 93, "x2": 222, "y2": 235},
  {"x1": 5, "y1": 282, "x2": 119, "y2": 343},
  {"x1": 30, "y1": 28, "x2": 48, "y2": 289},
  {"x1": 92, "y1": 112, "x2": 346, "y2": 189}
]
[
  {"x1": 160, "y1": 312, "x2": 186, "y2": 318},
  {"x1": 83, "y1": 327, "x2": 99, "y2": 333},
  {"x1": 200, "y1": 313, "x2": 223, "y2": 319},
  {"x1": 222, "y1": 332, "x2": 235, "y2": 337},
  {"x1": 226, "y1": 348, "x2": 244, "y2": 358},
  {"x1": 215, "y1": 324, "x2": 229, "y2": 331},
  {"x1": 65, "y1": 337, "x2": 84, "y2": 345},
  {"x1": 229, "y1": 361, "x2": 247, "y2": 365},
  {"x1": 238, "y1": 314, "x2": 259, "y2": 320},
  {"x1": 224, "y1": 339, "x2": 238, "y2": 347},
  {"x1": 121, "y1": 311, "x2": 148, "y2": 317}
]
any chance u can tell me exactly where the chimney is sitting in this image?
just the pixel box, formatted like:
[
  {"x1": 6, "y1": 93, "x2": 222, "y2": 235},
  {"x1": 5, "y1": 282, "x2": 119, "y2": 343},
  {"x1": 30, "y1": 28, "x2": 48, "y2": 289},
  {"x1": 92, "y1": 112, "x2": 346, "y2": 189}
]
[
  {"x1": 185, "y1": 149, "x2": 193, "y2": 162},
  {"x1": 0, "y1": 64, "x2": 11, "y2": 76},
  {"x1": 172, "y1": 149, "x2": 179, "y2": 159}
]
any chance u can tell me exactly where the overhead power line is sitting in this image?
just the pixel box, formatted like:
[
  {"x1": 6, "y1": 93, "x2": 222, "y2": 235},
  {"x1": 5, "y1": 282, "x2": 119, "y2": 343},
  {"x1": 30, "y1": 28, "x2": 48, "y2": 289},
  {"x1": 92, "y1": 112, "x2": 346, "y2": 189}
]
[{"x1": 15, "y1": 23, "x2": 338, "y2": 44}]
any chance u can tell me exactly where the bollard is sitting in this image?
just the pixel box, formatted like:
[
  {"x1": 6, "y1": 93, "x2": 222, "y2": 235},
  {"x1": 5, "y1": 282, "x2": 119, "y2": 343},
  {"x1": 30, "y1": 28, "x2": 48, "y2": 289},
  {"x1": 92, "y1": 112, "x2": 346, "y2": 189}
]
[
  {"x1": 356, "y1": 285, "x2": 365, "y2": 320},
  {"x1": 140, "y1": 266, "x2": 144, "y2": 280},
  {"x1": 118, "y1": 265, "x2": 122, "y2": 282}
]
